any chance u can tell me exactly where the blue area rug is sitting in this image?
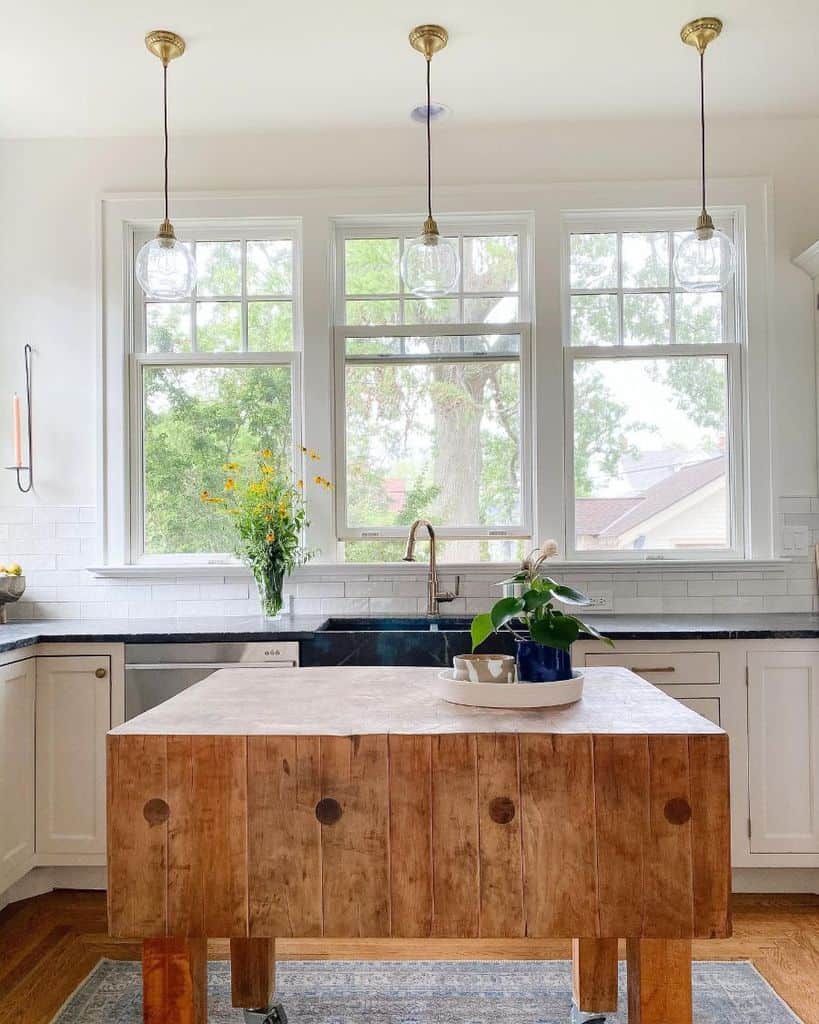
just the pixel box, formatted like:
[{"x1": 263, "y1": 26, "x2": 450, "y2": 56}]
[{"x1": 52, "y1": 958, "x2": 803, "y2": 1023}]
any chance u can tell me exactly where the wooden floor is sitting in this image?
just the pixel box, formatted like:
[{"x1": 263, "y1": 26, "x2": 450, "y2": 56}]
[{"x1": 0, "y1": 891, "x2": 817, "y2": 1024}]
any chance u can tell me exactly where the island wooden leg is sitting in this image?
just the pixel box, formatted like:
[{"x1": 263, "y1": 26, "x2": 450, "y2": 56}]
[
  {"x1": 626, "y1": 939, "x2": 693, "y2": 1024},
  {"x1": 572, "y1": 938, "x2": 618, "y2": 1020},
  {"x1": 230, "y1": 937, "x2": 276, "y2": 1007},
  {"x1": 143, "y1": 938, "x2": 207, "y2": 1024}
]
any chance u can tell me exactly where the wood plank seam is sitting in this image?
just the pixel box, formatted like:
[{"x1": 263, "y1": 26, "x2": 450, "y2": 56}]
[{"x1": 473, "y1": 732, "x2": 482, "y2": 940}]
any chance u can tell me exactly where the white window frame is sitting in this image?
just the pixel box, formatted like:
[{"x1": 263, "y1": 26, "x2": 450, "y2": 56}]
[
  {"x1": 128, "y1": 219, "x2": 304, "y2": 566},
  {"x1": 332, "y1": 215, "x2": 534, "y2": 545},
  {"x1": 561, "y1": 208, "x2": 747, "y2": 561}
]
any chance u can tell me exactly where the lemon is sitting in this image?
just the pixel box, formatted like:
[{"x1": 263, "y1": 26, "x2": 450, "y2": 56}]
[{"x1": 8, "y1": 564, "x2": 22, "y2": 576}]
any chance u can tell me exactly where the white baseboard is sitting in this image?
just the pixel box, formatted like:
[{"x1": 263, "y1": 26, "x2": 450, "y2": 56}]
[
  {"x1": 0, "y1": 865, "x2": 107, "y2": 911},
  {"x1": 732, "y1": 867, "x2": 819, "y2": 893}
]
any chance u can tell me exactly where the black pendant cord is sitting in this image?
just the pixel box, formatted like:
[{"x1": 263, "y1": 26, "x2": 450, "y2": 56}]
[
  {"x1": 699, "y1": 49, "x2": 707, "y2": 216},
  {"x1": 426, "y1": 57, "x2": 433, "y2": 223},
  {"x1": 163, "y1": 63, "x2": 170, "y2": 223}
]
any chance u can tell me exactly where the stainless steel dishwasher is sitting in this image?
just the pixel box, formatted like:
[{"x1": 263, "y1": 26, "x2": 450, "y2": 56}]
[{"x1": 124, "y1": 641, "x2": 300, "y2": 720}]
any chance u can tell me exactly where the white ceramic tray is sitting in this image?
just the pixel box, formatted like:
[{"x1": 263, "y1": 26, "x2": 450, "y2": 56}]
[{"x1": 432, "y1": 669, "x2": 584, "y2": 709}]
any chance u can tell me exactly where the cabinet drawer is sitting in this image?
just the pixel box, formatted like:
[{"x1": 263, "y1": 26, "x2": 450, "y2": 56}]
[
  {"x1": 584, "y1": 651, "x2": 719, "y2": 685},
  {"x1": 674, "y1": 696, "x2": 721, "y2": 726}
]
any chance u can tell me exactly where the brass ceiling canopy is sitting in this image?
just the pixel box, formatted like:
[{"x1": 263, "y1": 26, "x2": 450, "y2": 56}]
[
  {"x1": 409, "y1": 24, "x2": 449, "y2": 60},
  {"x1": 680, "y1": 17, "x2": 723, "y2": 55},
  {"x1": 145, "y1": 30, "x2": 186, "y2": 66}
]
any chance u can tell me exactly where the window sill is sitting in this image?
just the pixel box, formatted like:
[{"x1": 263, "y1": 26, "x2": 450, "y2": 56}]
[{"x1": 88, "y1": 558, "x2": 793, "y2": 581}]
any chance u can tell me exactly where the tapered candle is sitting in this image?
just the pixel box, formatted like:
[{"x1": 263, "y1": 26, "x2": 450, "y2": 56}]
[{"x1": 12, "y1": 393, "x2": 22, "y2": 467}]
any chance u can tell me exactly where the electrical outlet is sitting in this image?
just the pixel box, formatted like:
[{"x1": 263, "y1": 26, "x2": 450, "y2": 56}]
[{"x1": 585, "y1": 590, "x2": 614, "y2": 611}]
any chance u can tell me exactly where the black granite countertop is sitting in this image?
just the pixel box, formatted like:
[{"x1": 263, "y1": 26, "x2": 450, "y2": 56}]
[
  {"x1": 4, "y1": 613, "x2": 819, "y2": 656},
  {"x1": 0, "y1": 615, "x2": 327, "y2": 654}
]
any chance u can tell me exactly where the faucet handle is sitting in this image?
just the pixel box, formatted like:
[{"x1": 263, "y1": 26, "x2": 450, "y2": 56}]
[{"x1": 436, "y1": 575, "x2": 460, "y2": 604}]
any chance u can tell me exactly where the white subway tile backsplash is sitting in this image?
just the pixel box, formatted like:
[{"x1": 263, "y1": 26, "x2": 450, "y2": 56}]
[
  {"x1": 198, "y1": 583, "x2": 250, "y2": 601},
  {"x1": 3, "y1": 499, "x2": 819, "y2": 621},
  {"x1": 344, "y1": 581, "x2": 394, "y2": 598},
  {"x1": 149, "y1": 584, "x2": 202, "y2": 601},
  {"x1": 0, "y1": 506, "x2": 33, "y2": 524},
  {"x1": 82, "y1": 601, "x2": 129, "y2": 619},
  {"x1": 712, "y1": 596, "x2": 765, "y2": 613},
  {"x1": 33, "y1": 506, "x2": 79, "y2": 524},
  {"x1": 763, "y1": 595, "x2": 814, "y2": 613},
  {"x1": 737, "y1": 578, "x2": 788, "y2": 596},
  {"x1": 55, "y1": 522, "x2": 98, "y2": 539},
  {"x1": 296, "y1": 582, "x2": 345, "y2": 599},
  {"x1": 393, "y1": 580, "x2": 428, "y2": 597},
  {"x1": 687, "y1": 580, "x2": 738, "y2": 597},
  {"x1": 368, "y1": 597, "x2": 422, "y2": 615},
  {"x1": 320, "y1": 597, "x2": 369, "y2": 615}
]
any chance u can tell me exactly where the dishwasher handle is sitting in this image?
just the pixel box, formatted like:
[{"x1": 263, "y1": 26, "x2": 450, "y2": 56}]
[{"x1": 126, "y1": 661, "x2": 297, "y2": 671}]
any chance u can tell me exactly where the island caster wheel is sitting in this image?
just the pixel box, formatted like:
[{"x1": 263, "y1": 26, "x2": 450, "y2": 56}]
[
  {"x1": 243, "y1": 1005, "x2": 287, "y2": 1024},
  {"x1": 570, "y1": 1005, "x2": 607, "y2": 1024}
]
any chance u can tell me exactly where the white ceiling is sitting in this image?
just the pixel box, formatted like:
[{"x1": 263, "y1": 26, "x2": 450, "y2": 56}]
[{"x1": 3, "y1": 0, "x2": 819, "y2": 138}]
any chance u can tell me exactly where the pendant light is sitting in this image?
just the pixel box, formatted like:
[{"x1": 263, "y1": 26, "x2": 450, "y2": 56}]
[
  {"x1": 400, "y1": 25, "x2": 460, "y2": 298},
  {"x1": 135, "y1": 31, "x2": 196, "y2": 300},
  {"x1": 673, "y1": 17, "x2": 736, "y2": 293}
]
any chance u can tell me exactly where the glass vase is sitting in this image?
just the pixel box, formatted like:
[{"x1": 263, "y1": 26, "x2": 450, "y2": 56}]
[{"x1": 254, "y1": 562, "x2": 285, "y2": 619}]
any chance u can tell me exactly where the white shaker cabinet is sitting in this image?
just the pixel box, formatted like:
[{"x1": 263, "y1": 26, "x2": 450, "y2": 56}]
[
  {"x1": 747, "y1": 651, "x2": 819, "y2": 855},
  {"x1": 35, "y1": 655, "x2": 112, "y2": 856},
  {"x1": 0, "y1": 659, "x2": 35, "y2": 892}
]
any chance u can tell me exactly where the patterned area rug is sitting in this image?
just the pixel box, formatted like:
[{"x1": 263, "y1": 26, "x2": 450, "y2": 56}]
[{"x1": 52, "y1": 959, "x2": 802, "y2": 1023}]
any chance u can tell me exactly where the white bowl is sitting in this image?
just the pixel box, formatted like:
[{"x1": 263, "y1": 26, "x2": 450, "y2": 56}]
[{"x1": 431, "y1": 669, "x2": 584, "y2": 709}]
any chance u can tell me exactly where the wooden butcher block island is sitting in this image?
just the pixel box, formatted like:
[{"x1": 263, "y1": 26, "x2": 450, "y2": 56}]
[{"x1": 107, "y1": 666, "x2": 731, "y2": 1024}]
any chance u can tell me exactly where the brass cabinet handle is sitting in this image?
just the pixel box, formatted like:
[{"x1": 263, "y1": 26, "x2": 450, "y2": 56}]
[
  {"x1": 630, "y1": 665, "x2": 676, "y2": 673},
  {"x1": 95, "y1": 667, "x2": 107, "y2": 678}
]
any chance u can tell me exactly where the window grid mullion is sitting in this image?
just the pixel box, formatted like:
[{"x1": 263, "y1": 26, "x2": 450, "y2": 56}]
[
  {"x1": 241, "y1": 239, "x2": 248, "y2": 352},
  {"x1": 617, "y1": 231, "x2": 624, "y2": 346},
  {"x1": 669, "y1": 232, "x2": 677, "y2": 344}
]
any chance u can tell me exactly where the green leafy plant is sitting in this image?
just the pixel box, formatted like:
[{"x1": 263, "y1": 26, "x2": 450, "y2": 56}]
[{"x1": 471, "y1": 541, "x2": 614, "y2": 653}]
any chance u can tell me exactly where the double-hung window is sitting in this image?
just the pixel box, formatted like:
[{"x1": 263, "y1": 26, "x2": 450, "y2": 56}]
[
  {"x1": 129, "y1": 224, "x2": 301, "y2": 562},
  {"x1": 333, "y1": 218, "x2": 533, "y2": 563},
  {"x1": 563, "y1": 212, "x2": 744, "y2": 558}
]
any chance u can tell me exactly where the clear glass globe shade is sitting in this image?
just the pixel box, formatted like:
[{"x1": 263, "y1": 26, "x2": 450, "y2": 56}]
[
  {"x1": 135, "y1": 235, "x2": 196, "y2": 300},
  {"x1": 400, "y1": 233, "x2": 460, "y2": 298},
  {"x1": 673, "y1": 228, "x2": 736, "y2": 293}
]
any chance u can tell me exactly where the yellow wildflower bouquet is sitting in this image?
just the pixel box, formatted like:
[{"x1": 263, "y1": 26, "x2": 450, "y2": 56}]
[{"x1": 200, "y1": 447, "x2": 331, "y2": 618}]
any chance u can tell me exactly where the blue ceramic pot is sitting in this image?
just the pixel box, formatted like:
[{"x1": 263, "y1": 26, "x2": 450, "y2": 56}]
[{"x1": 515, "y1": 639, "x2": 573, "y2": 683}]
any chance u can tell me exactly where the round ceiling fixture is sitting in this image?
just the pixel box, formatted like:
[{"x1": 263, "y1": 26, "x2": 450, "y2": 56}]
[{"x1": 410, "y1": 102, "x2": 451, "y2": 124}]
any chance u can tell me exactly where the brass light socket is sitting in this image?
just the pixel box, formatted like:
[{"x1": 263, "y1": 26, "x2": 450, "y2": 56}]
[
  {"x1": 695, "y1": 210, "x2": 716, "y2": 240},
  {"x1": 422, "y1": 215, "x2": 440, "y2": 241},
  {"x1": 145, "y1": 30, "x2": 186, "y2": 66},
  {"x1": 157, "y1": 218, "x2": 177, "y2": 240},
  {"x1": 680, "y1": 17, "x2": 723, "y2": 54},
  {"x1": 409, "y1": 25, "x2": 449, "y2": 60}
]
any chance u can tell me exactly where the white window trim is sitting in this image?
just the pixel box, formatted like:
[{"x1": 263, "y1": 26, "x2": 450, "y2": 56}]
[
  {"x1": 561, "y1": 207, "x2": 748, "y2": 562},
  {"x1": 96, "y1": 180, "x2": 773, "y2": 578}
]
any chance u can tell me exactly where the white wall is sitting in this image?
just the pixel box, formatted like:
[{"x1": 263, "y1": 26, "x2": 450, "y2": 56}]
[{"x1": 0, "y1": 115, "x2": 817, "y2": 617}]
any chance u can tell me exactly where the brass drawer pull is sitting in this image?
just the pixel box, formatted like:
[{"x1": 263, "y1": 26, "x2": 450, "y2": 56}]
[
  {"x1": 95, "y1": 667, "x2": 107, "y2": 678},
  {"x1": 630, "y1": 666, "x2": 676, "y2": 673}
]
